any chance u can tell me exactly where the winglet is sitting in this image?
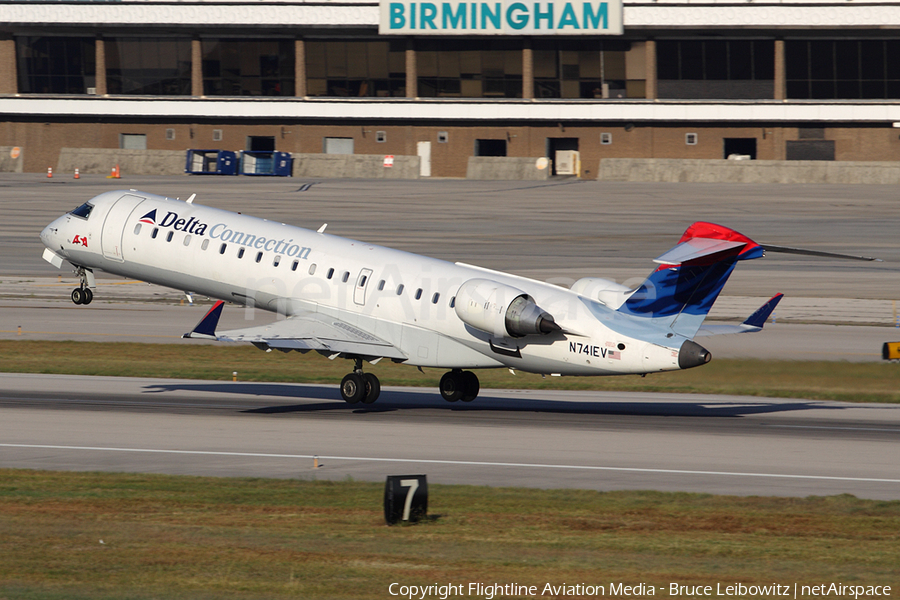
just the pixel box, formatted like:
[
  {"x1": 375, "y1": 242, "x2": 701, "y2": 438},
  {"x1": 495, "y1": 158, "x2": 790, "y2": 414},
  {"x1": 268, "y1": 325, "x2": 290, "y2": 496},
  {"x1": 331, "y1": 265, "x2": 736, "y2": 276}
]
[
  {"x1": 742, "y1": 293, "x2": 783, "y2": 328},
  {"x1": 183, "y1": 300, "x2": 224, "y2": 340}
]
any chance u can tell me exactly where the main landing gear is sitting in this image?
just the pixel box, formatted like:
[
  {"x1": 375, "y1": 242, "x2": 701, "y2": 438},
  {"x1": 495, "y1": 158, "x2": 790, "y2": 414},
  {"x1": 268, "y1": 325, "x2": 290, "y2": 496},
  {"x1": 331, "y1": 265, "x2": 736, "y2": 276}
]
[
  {"x1": 340, "y1": 358, "x2": 381, "y2": 404},
  {"x1": 439, "y1": 369, "x2": 479, "y2": 403},
  {"x1": 70, "y1": 267, "x2": 93, "y2": 305}
]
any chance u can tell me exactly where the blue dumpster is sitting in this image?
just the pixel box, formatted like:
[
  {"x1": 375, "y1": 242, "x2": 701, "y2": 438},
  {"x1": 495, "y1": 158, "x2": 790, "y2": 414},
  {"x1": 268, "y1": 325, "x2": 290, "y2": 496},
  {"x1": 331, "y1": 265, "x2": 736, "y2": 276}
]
[
  {"x1": 240, "y1": 151, "x2": 293, "y2": 176},
  {"x1": 185, "y1": 150, "x2": 237, "y2": 175}
]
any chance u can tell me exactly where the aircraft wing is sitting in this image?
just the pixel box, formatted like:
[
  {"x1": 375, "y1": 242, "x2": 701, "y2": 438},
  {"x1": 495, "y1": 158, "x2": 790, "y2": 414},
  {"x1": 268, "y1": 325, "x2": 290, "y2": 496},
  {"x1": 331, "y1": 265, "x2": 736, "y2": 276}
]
[
  {"x1": 695, "y1": 293, "x2": 783, "y2": 337},
  {"x1": 183, "y1": 300, "x2": 407, "y2": 361}
]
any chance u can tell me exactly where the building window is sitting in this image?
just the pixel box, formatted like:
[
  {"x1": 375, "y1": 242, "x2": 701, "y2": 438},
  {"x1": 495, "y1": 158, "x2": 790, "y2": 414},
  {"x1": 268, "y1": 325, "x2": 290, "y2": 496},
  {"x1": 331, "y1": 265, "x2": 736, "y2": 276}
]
[
  {"x1": 16, "y1": 36, "x2": 96, "y2": 94},
  {"x1": 533, "y1": 40, "x2": 634, "y2": 99},
  {"x1": 106, "y1": 37, "x2": 191, "y2": 95},
  {"x1": 202, "y1": 39, "x2": 294, "y2": 96},
  {"x1": 376, "y1": 131, "x2": 387, "y2": 143},
  {"x1": 418, "y1": 39, "x2": 522, "y2": 98},
  {"x1": 120, "y1": 134, "x2": 147, "y2": 150},
  {"x1": 306, "y1": 40, "x2": 406, "y2": 97},
  {"x1": 437, "y1": 131, "x2": 449, "y2": 143},
  {"x1": 166, "y1": 128, "x2": 176, "y2": 141},
  {"x1": 656, "y1": 39, "x2": 774, "y2": 99},
  {"x1": 686, "y1": 133, "x2": 698, "y2": 145},
  {"x1": 786, "y1": 39, "x2": 900, "y2": 99},
  {"x1": 475, "y1": 139, "x2": 507, "y2": 157},
  {"x1": 601, "y1": 133, "x2": 612, "y2": 145},
  {"x1": 213, "y1": 129, "x2": 223, "y2": 142}
]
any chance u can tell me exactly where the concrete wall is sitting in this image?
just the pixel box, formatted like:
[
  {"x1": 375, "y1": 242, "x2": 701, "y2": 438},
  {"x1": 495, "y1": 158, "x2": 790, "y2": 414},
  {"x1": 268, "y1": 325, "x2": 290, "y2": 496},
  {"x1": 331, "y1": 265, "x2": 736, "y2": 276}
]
[
  {"x1": 0, "y1": 145, "x2": 23, "y2": 172},
  {"x1": 466, "y1": 157, "x2": 551, "y2": 180},
  {"x1": 599, "y1": 158, "x2": 900, "y2": 184},
  {"x1": 58, "y1": 148, "x2": 185, "y2": 176},
  {"x1": 291, "y1": 153, "x2": 420, "y2": 179}
]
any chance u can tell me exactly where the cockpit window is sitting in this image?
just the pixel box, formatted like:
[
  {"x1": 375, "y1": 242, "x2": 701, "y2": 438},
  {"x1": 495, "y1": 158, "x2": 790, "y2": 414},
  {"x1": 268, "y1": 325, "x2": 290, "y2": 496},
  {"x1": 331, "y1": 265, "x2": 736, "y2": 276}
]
[{"x1": 70, "y1": 203, "x2": 94, "y2": 219}]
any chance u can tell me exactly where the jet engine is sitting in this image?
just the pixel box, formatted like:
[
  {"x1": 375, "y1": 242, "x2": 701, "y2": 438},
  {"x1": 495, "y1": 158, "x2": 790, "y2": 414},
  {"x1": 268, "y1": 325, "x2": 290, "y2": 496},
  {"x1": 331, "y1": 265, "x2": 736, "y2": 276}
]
[
  {"x1": 454, "y1": 278, "x2": 560, "y2": 338},
  {"x1": 570, "y1": 277, "x2": 633, "y2": 308}
]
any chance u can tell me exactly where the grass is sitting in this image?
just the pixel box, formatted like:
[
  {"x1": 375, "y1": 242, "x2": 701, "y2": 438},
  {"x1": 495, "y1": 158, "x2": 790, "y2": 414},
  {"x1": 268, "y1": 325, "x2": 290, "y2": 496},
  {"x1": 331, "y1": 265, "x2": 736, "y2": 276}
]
[
  {"x1": 2, "y1": 340, "x2": 900, "y2": 403},
  {"x1": 0, "y1": 470, "x2": 898, "y2": 600}
]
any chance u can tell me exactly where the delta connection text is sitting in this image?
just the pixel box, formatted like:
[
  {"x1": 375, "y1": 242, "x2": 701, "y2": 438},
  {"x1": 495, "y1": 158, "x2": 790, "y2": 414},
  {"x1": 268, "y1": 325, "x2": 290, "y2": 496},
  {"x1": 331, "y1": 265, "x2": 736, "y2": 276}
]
[
  {"x1": 141, "y1": 209, "x2": 312, "y2": 260},
  {"x1": 387, "y1": 582, "x2": 892, "y2": 599}
]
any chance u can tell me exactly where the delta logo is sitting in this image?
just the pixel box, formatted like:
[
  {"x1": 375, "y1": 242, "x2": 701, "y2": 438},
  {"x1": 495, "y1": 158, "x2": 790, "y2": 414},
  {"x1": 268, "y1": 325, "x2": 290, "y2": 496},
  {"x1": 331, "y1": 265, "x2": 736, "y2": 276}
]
[{"x1": 138, "y1": 209, "x2": 209, "y2": 235}]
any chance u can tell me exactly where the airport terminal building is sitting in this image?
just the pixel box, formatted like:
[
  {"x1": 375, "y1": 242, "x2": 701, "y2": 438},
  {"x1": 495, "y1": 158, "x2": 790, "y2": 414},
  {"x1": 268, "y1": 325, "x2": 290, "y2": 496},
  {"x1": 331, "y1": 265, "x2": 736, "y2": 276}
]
[{"x1": 2, "y1": 0, "x2": 900, "y2": 177}]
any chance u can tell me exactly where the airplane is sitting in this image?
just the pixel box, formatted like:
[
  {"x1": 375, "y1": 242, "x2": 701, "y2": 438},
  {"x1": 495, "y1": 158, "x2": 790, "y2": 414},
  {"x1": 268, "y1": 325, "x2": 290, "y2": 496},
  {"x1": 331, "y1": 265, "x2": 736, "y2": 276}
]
[{"x1": 39, "y1": 189, "x2": 876, "y2": 405}]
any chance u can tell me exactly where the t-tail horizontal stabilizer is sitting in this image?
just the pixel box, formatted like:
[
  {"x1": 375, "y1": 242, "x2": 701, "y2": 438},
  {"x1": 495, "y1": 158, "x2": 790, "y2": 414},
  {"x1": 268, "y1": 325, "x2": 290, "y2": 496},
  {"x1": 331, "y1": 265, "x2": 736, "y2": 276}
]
[
  {"x1": 618, "y1": 221, "x2": 765, "y2": 338},
  {"x1": 183, "y1": 300, "x2": 225, "y2": 340},
  {"x1": 696, "y1": 293, "x2": 783, "y2": 336}
]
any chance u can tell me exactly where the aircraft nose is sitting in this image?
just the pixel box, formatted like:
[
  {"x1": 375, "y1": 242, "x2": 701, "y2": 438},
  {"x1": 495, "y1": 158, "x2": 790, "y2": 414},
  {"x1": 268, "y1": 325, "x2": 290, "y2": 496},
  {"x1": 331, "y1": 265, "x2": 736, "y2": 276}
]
[{"x1": 678, "y1": 340, "x2": 712, "y2": 369}]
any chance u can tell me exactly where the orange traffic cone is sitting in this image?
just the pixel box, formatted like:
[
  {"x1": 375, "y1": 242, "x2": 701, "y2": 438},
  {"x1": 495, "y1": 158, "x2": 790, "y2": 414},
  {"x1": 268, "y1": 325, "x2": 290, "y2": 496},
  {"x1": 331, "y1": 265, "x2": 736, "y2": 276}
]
[
  {"x1": 74, "y1": 168, "x2": 80, "y2": 179},
  {"x1": 106, "y1": 164, "x2": 121, "y2": 179},
  {"x1": 47, "y1": 167, "x2": 53, "y2": 178}
]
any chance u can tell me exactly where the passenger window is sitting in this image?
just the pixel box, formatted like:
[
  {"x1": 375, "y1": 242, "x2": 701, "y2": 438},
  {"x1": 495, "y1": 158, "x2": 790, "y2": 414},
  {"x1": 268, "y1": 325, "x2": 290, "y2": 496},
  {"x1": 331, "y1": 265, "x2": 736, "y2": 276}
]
[
  {"x1": 450, "y1": 296, "x2": 456, "y2": 308},
  {"x1": 256, "y1": 252, "x2": 263, "y2": 263},
  {"x1": 201, "y1": 239, "x2": 209, "y2": 251},
  {"x1": 291, "y1": 260, "x2": 299, "y2": 271},
  {"x1": 396, "y1": 284, "x2": 404, "y2": 295},
  {"x1": 327, "y1": 268, "x2": 334, "y2": 280},
  {"x1": 432, "y1": 292, "x2": 440, "y2": 304},
  {"x1": 133, "y1": 224, "x2": 142, "y2": 235},
  {"x1": 238, "y1": 248, "x2": 245, "y2": 259},
  {"x1": 183, "y1": 235, "x2": 191, "y2": 247},
  {"x1": 166, "y1": 231, "x2": 173, "y2": 242},
  {"x1": 378, "y1": 280, "x2": 385, "y2": 291},
  {"x1": 342, "y1": 271, "x2": 350, "y2": 283},
  {"x1": 359, "y1": 275, "x2": 367, "y2": 287},
  {"x1": 219, "y1": 243, "x2": 227, "y2": 254},
  {"x1": 273, "y1": 255, "x2": 281, "y2": 267},
  {"x1": 308, "y1": 263, "x2": 316, "y2": 275},
  {"x1": 415, "y1": 288, "x2": 423, "y2": 300},
  {"x1": 151, "y1": 228, "x2": 159, "y2": 239}
]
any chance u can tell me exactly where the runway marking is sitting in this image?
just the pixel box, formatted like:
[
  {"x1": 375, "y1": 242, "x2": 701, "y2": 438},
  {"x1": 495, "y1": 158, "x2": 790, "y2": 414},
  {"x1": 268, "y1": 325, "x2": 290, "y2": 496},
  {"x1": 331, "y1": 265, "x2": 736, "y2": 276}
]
[
  {"x1": 2, "y1": 443, "x2": 899, "y2": 485},
  {"x1": 767, "y1": 424, "x2": 900, "y2": 433}
]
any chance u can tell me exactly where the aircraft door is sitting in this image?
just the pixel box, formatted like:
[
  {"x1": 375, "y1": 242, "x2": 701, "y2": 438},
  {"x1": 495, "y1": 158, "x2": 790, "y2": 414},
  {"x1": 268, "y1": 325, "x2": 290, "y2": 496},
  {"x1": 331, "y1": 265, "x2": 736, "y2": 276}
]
[
  {"x1": 101, "y1": 194, "x2": 146, "y2": 261},
  {"x1": 354, "y1": 268, "x2": 373, "y2": 306}
]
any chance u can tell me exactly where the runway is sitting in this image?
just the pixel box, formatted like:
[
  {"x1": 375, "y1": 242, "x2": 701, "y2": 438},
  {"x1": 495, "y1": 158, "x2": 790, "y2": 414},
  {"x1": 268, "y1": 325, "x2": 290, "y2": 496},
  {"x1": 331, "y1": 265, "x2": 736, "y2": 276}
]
[{"x1": 2, "y1": 373, "x2": 898, "y2": 500}]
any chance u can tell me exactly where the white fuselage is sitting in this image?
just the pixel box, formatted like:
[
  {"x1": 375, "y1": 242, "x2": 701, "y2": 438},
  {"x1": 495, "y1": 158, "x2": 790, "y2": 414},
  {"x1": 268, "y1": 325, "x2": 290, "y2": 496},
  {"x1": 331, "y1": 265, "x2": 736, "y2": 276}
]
[{"x1": 41, "y1": 190, "x2": 688, "y2": 376}]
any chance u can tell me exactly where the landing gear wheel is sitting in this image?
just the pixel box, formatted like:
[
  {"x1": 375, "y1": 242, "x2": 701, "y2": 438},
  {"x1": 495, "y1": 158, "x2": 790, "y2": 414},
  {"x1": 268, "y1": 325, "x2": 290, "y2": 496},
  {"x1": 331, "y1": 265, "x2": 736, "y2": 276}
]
[
  {"x1": 362, "y1": 373, "x2": 381, "y2": 404},
  {"x1": 71, "y1": 288, "x2": 85, "y2": 305},
  {"x1": 439, "y1": 371, "x2": 465, "y2": 402},
  {"x1": 82, "y1": 288, "x2": 93, "y2": 305},
  {"x1": 460, "y1": 371, "x2": 479, "y2": 402},
  {"x1": 340, "y1": 373, "x2": 366, "y2": 404}
]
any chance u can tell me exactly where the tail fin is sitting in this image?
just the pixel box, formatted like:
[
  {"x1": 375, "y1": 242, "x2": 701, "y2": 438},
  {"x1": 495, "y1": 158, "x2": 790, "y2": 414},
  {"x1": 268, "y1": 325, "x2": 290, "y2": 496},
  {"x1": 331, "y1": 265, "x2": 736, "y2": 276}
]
[{"x1": 618, "y1": 222, "x2": 764, "y2": 337}]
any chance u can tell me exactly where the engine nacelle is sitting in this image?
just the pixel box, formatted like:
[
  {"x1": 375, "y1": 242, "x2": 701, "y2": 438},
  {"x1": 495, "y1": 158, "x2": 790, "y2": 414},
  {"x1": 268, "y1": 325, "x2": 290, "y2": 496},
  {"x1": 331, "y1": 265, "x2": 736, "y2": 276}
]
[
  {"x1": 454, "y1": 278, "x2": 560, "y2": 338},
  {"x1": 570, "y1": 277, "x2": 633, "y2": 308}
]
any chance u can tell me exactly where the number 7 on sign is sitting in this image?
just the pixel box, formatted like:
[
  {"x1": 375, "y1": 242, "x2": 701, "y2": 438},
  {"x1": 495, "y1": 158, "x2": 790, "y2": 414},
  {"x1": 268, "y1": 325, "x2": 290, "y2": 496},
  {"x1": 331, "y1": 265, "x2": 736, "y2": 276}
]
[{"x1": 399, "y1": 479, "x2": 419, "y2": 521}]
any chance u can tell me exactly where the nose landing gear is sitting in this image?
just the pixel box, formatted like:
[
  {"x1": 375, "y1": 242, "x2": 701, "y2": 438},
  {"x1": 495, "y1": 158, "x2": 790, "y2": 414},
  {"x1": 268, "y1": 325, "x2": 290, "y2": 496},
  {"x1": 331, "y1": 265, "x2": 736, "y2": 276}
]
[
  {"x1": 340, "y1": 358, "x2": 381, "y2": 404},
  {"x1": 71, "y1": 267, "x2": 93, "y2": 305}
]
